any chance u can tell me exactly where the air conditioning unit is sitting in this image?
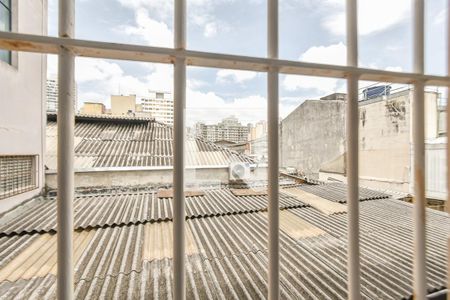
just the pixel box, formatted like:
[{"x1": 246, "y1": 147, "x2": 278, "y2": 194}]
[{"x1": 229, "y1": 162, "x2": 251, "y2": 181}]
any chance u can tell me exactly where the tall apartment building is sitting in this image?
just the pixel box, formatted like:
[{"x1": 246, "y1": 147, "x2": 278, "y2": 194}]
[
  {"x1": 195, "y1": 116, "x2": 250, "y2": 144},
  {"x1": 249, "y1": 120, "x2": 267, "y2": 141},
  {"x1": 141, "y1": 91, "x2": 174, "y2": 125},
  {"x1": 46, "y1": 75, "x2": 78, "y2": 112}
]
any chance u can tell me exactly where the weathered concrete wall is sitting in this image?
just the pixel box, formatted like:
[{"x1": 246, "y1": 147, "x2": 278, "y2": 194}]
[
  {"x1": 45, "y1": 166, "x2": 268, "y2": 189},
  {"x1": 0, "y1": 0, "x2": 47, "y2": 213},
  {"x1": 359, "y1": 90, "x2": 439, "y2": 193},
  {"x1": 424, "y1": 92, "x2": 439, "y2": 140},
  {"x1": 359, "y1": 91, "x2": 411, "y2": 192},
  {"x1": 280, "y1": 100, "x2": 346, "y2": 179},
  {"x1": 282, "y1": 90, "x2": 440, "y2": 194}
]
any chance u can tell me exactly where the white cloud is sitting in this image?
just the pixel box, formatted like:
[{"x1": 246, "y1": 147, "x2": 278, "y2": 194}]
[
  {"x1": 117, "y1": 8, "x2": 173, "y2": 47},
  {"x1": 281, "y1": 43, "x2": 401, "y2": 95},
  {"x1": 283, "y1": 75, "x2": 344, "y2": 95},
  {"x1": 385, "y1": 66, "x2": 403, "y2": 72},
  {"x1": 216, "y1": 69, "x2": 258, "y2": 84},
  {"x1": 187, "y1": 93, "x2": 306, "y2": 125},
  {"x1": 116, "y1": 0, "x2": 173, "y2": 20},
  {"x1": 323, "y1": 0, "x2": 411, "y2": 36},
  {"x1": 187, "y1": 79, "x2": 208, "y2": 89},
  {"x1": 46, "y1": 57, "x2": 173, "y2": 108},
  {"x1": 187, "y1": 92, "x2": 266, "y2": 125},
  {"x1": 116, "y1": 0, "x2": 231, "y2": 44},
  {"x1": 75, "y1": 58, "x2": 124, "y2": 83},
  {"x1": 48, "y1": 54, "x2": 280, "y2": 126},
  {"x1": 204, "y1": 22, "x2": 218, "y2": 38},
  {"x1": 300, "y1": 42, "x2": 346, "y2": 65},
  {"x1": 78, "y1": 92, "x2": 106, "y2": 104},
  {"x1": 434, "y1": 8, "x2": 447, "y2": 25},
  {"x1": 282, "y1": 43, "x2": 346, "y2": 94},
  {"x1": 146, "y1": 64, "x2": 173, "y2": 92}
]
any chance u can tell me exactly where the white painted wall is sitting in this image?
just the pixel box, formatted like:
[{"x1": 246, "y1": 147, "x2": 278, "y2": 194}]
[
  {"x1": 425, "y1": 139, "x2": 447, "y2": 200},
  {"x1": 0, "y1": 0, "x2": 47, "y2": 213}
]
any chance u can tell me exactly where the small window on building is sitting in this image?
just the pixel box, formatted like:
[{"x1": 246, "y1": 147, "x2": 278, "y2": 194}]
[
  {"x1": 156, "y1": 92, "x2": 164, "y2": 99},
  {"x1": 0, "y1": 0, "x2": 11, "y2": 64},
  {"x1": 0, "y1": 155, "x2": 38, "y2": 199}
]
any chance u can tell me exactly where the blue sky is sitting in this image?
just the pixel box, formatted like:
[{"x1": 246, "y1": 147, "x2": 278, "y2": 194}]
[{"x1": 46, "y1": 0, "x2": 447, "y2": 125}]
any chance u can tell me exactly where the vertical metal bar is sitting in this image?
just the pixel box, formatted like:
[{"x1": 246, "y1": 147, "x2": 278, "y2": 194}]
[
  {"x1": 346, "y1": 0, "x2": 361, "y2": 299},
  {"x1": 267, "y1": 0, "x2": 279, "y2": 299},
  {"x1": 412, "y1": 1, "x2": 427, "y2": 299},
  {"x1": 57, "y1": 0, "x2": 75, "y2": 299},
  {"x1": 173, "y1": 0, "x2": 186, "y2": 299},
  {"x1": 447, "y1": 0, "x2": 450, "y2": 215},
  {"x1": 446, "y1": 0, "x2": 450, "y2": 296}
]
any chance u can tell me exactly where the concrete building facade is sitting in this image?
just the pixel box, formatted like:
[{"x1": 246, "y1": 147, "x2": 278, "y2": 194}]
[
  {"x1": 249, "y1": 120, "x2": 267, "y2": 141},
  {"x1": 141, "y1": 91, "x2": 174, "y2": 125},
  {"x1": 280, "y1": 98, "x2": 346, "y2": 179},
  {"x1": 80, "y1": 102, "x2": 105, "y2": 115},
  {"x1": 195, "y1": 116, "x2": 250, "y2": 144},
  {"x1": 111, "y1": 95, "x2": 137, "y2": 115},
  {"x1": 46, "y1": 75, "x2": 77, "y2": 113},
  {"x1": 0, "y1": 0, "x2": 47, "y2": 213},
  {"x1": 280, "y1": 89, "x2": 445, "y2": 199}
]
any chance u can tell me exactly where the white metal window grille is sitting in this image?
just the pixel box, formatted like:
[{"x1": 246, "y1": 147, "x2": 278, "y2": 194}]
[
  {"x1": 0, "y1": 155, "x2": 37, "y2": 199},
  {"x1": 0, "y1": 0, "x2": 449, "y2": 299}
]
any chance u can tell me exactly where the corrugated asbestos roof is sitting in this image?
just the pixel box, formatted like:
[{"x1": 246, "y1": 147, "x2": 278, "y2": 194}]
[
  {"x1": 0, "y1": 189, "x2": 306, "y2": 237},
  {"x1": 291, "y1": 182, "x2": 390, "y2": 203},
  {"x1": 0, "y1": 184, "x2": 448, "y2": 299},
  {"x1": 46, "y1": 118, "x2": 253, "y2": 169}
]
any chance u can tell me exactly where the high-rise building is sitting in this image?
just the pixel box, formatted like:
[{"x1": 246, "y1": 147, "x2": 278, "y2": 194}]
[
  {"x1": 141, "y1": 91, "x2": 174, "y2": 125},
  {"x1": 195, "y1": 116, "x2": 249, "y2": 144},
  {"x1": 46, "y1": 75, "x2": 78, "y2": 113},
  {"x1": 249, "y1": 120, "x2": 267, "y2": 141}
]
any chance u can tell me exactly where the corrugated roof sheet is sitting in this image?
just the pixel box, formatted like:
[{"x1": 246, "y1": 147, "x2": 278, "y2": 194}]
[
  {"x1": 46, "y1": 118, "x2": 254, "y2": 169},
  {"x1": 0, "y1": 184, "x2": 448, "y2": 299},
  {"x1": 0, "y1": 189, "x2": 307, "y2": 237},
  {"x1": 291, "y1": 182, "x2": 390, "y2": 203}
]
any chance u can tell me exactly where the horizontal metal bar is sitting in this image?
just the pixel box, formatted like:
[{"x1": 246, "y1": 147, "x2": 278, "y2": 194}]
[{"x1": 0, "y1": 31, "x2": 449, "y2": 86}]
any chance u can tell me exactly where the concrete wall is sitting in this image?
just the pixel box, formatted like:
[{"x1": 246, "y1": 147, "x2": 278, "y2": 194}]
[
  {"x1": 81, "y1": 102, "x2": 105, "y2": 115},
  {"x1": 425, "y1": 140, "x2": 446, "y2": 200},
  {"x1": 424, "y1": 92, "x2": 439, "y2": 140},
  {"x1": 359, "y1": 91, "x2": 412, "y2": 192},
  {"x1": 0, "y1": 0, "x2": 47, "y2": 213},
  {"x1": 282, "y1": 89, "x2": 440, "y2": 195},
  {"x1": 45, "y1": 166, "x2": 268, "y2": 189},
  {"x1": 280, "y1": 100, "x2": 346, "y2": 179},
  {"x1": 111, "y1": 95, "x2": 136, "y2": 115},
  {"x1": 437, "y1": 109, "x2": 446, "y2": 136}
]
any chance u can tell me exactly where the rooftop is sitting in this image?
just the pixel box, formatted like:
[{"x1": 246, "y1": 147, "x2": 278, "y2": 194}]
[
  {"x1": 46, "y1": 114, "x2": 254, "y2": 170},
  {"x1": 0, "y1": 183, "x2": 448, "y2": 299}
]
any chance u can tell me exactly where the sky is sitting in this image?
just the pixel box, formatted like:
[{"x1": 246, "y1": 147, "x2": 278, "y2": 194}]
[{"x1": 45, "y1": 0, "x2": 448, "y2": 125}]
